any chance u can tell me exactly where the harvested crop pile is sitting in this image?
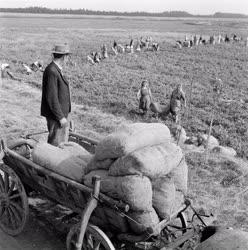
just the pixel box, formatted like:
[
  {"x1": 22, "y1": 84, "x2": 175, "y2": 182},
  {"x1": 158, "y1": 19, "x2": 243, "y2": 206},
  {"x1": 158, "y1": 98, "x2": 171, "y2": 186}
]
[
  {"x1": 83, "y1": 122, "x2": 188, "y2": 235},
  {"x1": 32, "y1": 142, "x2": 92, "y2": 182},
  {"x1": 95, "y1": 122, "x2": 171, "y2": 160}
]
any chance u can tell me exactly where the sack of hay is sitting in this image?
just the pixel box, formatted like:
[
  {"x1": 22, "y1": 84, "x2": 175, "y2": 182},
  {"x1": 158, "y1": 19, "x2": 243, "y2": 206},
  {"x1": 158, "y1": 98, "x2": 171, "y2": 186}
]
[
  {"x1": 83, "y1": 170, "x2": 153, "y2": 211},
  {"x1": 95, "y1": 123, "x2": 171, "y2": 160},
  {"x1": 109, "y1": 143, "x2": 183, "y2": 179},
  {"x1": 59, "y1": 141, "x2": 90, "y2": 157},
  {"x1": 32, "y1": 142, "x2": 92, "y2": 182},
  {"x1": 85, "y1": 157, "x2": 116, "y2": 174},
  {"x1": 127, "y1": 208, "x2": 160, "y2": 235},
  {"x1": 152, "y1": 176, "x2": 176, "y2": 219},
  {"x1": 170, "y1": 157, "x2": 188, "y2": 193}
]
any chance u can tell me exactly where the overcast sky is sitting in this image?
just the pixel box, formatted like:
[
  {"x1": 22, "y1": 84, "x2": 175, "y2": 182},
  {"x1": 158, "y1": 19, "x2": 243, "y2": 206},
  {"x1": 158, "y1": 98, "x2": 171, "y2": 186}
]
[{"x1": 1, "y1": 0, "x2": 248, "y2": 15}]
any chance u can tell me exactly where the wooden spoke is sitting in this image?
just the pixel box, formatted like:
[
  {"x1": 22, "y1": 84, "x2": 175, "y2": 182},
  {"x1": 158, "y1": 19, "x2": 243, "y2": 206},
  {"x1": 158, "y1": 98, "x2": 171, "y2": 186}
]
[
  {"x1": 9, "y1": 193, "x2": 21, "y2": 200},
  {"x1": 7, "y1": 182, "x2": 16, "y2": 196},
  {"x1": 4, "y1": 172, "x2": 9, "y2": 192},
  {"x1": 9, "y1": 202, "x2": 23, "y2": 217},
  {"x1": 67, "y1": 223, "x2": 115, "y2": 250},
  {"x1": 7, "y1": 208, "x2": 16, "y2": 229},
  {"x1": 0, "y1": 174, "x2": 5, "y2": 192},
  {"x1": 9, "y1": 206, "x2": 21, "y2": 226},
  {"x1": 0, "y1": 164, "x2": 29, "y2": 236}
]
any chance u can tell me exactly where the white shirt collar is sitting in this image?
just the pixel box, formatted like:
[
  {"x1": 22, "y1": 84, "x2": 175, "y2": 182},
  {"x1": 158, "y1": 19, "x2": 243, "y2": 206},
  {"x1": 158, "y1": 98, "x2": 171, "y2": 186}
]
[{"x1": 53, "y1": 60, "x2": 63, "y2": 72}]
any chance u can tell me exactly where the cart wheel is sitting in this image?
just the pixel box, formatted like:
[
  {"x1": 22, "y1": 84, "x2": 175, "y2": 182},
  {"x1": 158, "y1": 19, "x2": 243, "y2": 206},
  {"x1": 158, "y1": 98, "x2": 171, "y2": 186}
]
[
  {"x1": 165, "y1": 211, "x2": 188, "y2": 239},
  {"x1": 66, "y1": 223, "x2": 115, "y2": 250},
  {"x1": 0, "y1": 163, "x2": 29, "y2": 235}
]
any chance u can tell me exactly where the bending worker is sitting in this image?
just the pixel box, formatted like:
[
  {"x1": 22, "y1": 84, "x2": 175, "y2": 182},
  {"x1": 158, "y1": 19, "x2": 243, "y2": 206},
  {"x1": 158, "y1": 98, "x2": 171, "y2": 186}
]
[{"x1": 41, "y1": 44, "x2": 71, "y2": 146}]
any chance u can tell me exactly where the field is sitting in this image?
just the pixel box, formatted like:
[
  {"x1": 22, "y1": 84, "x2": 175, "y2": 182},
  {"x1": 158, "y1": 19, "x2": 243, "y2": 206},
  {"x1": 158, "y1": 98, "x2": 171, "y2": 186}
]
[{"x1": 1, "y1": 13, "x2": 248, "y2": 242}]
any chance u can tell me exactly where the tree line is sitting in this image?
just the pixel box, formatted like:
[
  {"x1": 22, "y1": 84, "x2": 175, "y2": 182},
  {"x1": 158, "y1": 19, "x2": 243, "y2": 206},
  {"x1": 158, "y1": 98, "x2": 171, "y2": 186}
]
[{"x1": 0, "y1": 7, "x2": 247, "y2": 18}]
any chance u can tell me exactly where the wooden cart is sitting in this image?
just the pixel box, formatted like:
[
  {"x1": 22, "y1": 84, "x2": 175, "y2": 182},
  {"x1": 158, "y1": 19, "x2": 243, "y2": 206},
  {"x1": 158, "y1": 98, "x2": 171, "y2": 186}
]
[{"x1": 0, "y1": 132, "x2": 212, "y2": 249}]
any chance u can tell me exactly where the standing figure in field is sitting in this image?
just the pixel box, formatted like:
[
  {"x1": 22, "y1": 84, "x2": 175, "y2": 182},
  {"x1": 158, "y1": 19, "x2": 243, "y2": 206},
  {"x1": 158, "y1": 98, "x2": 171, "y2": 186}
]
[
  {"x1": 101, "y1": 44, "x2": 108, "y2": 59},
  {"x1": 130, "y1": 38, "x2": 134, "y2": 53},
  {"x1": 136, "y1": 39, "x2": 141, "y2": 51},
  {"x1": 217, "y1": 34, "x2": 222, "y2": 44},
  {"x1": 137, "y1": 80, "x2": 152, "y2": 115},
  {"x1": 139, "y1": 37, "x2": 146, "y2": 49},
  {"x1": 193, "y1": 35, "x2": 199, "y2": 46},
  {"x1": 209, "y1": 35, "x2": 215, "y2": 45},
  {"x1": 112, "y1": 40, "x2": 118, "y2": 55},
  {"x1": 41, "y1": 44, "x2": 71, "y2": 146},
  {"x1": 166, "y1": 84, "x2": 186, "y2": 123},
  {"x1": 225, "y1": 34, "x2": 230, "y2": 43}
]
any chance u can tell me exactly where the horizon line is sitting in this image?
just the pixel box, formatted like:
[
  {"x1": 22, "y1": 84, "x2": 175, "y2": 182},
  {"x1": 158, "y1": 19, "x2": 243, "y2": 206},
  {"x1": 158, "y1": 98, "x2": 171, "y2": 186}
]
[{"x1": 0, "y1": 6, "x2": 248, "y2": 16}]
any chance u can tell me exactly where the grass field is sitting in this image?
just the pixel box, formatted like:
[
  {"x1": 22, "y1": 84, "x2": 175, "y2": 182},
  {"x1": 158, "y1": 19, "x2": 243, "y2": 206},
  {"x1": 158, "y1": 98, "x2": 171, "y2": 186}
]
[{"x1": 1, "y1": 13, "x2": 248, "y2": 235}]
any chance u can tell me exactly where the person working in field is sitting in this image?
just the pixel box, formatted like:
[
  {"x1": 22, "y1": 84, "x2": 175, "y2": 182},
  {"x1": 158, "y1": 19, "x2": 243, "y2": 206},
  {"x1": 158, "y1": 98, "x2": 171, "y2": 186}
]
[
  {"x1": 41, "y1": 44, "x2": 71, "y2": 146},
  {"x1": 137, "y1": 80, "x2": 152, "y2": 115},
  {"x1": 165, "y1": 84, "x2": 186, "y2": 123}
]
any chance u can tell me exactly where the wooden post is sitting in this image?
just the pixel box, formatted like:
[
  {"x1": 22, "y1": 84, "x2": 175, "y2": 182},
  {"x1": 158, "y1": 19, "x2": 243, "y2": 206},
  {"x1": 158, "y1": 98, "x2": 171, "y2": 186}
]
[
  {"x1": 75, "y1": 176, "x2": 100, "y2": 250},
  {"x1": 204, "y1": 111, "x2": 214, "y2": 164}
]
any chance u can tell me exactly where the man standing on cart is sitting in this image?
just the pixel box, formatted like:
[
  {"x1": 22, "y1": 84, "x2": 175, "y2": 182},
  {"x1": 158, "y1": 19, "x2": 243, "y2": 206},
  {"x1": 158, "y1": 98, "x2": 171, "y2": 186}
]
[{"x1": 41, "y1": 44, "x2": 71, "y2": 146}]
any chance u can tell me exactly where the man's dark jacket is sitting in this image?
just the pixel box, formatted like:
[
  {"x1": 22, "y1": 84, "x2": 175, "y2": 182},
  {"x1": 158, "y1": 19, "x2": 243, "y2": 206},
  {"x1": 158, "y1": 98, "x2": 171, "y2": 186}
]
[{"x1": 41, "y1": 62, "x2": 71, "y2": 121}]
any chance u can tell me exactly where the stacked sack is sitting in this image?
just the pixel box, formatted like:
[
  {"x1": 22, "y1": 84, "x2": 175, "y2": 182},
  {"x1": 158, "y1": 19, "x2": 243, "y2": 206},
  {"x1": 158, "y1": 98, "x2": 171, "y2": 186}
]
[
  {"x1": 83, "y1": 123, "x2": 188, "y2": 235},
  {"x1": 32, "y1": 141, "x2": 92, "y2": 182}
]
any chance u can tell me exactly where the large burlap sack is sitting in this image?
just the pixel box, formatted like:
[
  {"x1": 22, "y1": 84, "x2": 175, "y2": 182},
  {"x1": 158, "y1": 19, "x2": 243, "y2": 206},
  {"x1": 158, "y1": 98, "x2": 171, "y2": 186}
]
[
  {"x1": 59, "y1": 141, "x2": 91, "y2": 157},
  {"x1": 172, "y1": 191, "x2": 185, "y2": 214},
  {"x1": 84, "y1": 170, "x2": 153, "y2": 211},
  {"x1": 109, "y1": 143, "x2": 183, "y2": 179},
  {"x1": 128, "y1": 208, "x2": 160, "y2": 235},
  {"x1": 196, "y1": 228, "x2": 248, "y2": 250},
  {"x1": 152, "y1": 176, "x2": 175, "y2": 219},
  {"x1": 170, "y1": 157, "x2": 188, "y2": 193},
  {"x1": 32, "y1": 142, "x2": 92, "y2": 182},
  {"x1": 85, "y1": 157, "x2": 116, "y2": 174},
  {"x1": 95, "y1": 123, "x2": 171, "y2": 160}
]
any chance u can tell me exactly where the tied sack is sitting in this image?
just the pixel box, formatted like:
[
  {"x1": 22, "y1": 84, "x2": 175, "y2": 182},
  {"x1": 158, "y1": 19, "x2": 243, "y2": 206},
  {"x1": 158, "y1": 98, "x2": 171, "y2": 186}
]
[
  {"x1": 152, "y1": 176, "x2": 176, "y2": 219},
  {"x1": 109, "y1": 143, "x2": 183, "y2": 179},
  {"x1": 59, "y1": 141, "x2": 90, "y2": 157},
  {"x1": 32, "y1": 142, "x2": 92, "y2": 182},
  {"x1": 95, "y1": 123, "x2": 171, "y2": 160},
  {"x1": 170, "y1": 157, "x2": 188, "y2": 194},
  {"x1": 84, "y1": 170, "x2": 153, "y2": 211}
]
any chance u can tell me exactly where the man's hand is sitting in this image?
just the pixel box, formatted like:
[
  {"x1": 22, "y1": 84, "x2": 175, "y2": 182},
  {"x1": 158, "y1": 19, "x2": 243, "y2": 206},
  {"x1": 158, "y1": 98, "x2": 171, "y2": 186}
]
[{"x1": 59, "y1": 117, "x2": 68, "y2": 128}]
